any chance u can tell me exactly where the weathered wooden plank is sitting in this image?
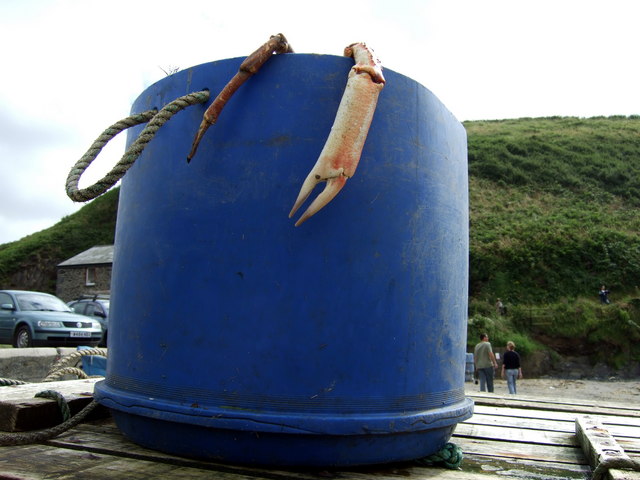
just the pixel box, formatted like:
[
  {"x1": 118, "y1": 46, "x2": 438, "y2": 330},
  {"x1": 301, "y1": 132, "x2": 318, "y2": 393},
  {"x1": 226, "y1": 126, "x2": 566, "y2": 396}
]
[
  {"x1": 618, "y1": 439, "x2": 640, "y2": 454},
  {"x1": 455, "y1": 422, "x2": 640, "y2": 452},
  {"x1": 463, "y1": 417, "x2": 640, "y2": 455},
  {"x1": 0, "y1": 443, "x2": 288, "y2": 480},
  {"x1": 0, "y1": 443, "x2": 121, "y2": 478},
  {"x1": 462, "y1": 453, "x2": 590, "y2": 479},
  {"x1": 467, "y1": 412, "x2": 640, "y2": 440},
  {"x1": 473, "y1": 404, "x2": 640, "y2": 428},
  {"x1": 469, "y1": 393, "x2": 640, "y2": 418},
  {"x1": 453, "y1": 435, "x2": 586, "y2": 465},
  {"x1": 0, "y1": 378, "x2": 101, "y2": 401},
  {"x1": 0, "y1": 378, "x2": 104, "y2": 432},
  {"x1": 325, "y1": 466, "x2": 546, "y2": 480},
  {"x1": 576, "y1": 416, "x2": 631, "y2": 468},
  {"x1": 465, "y1": 412, "x2": 576, "y2": 433},
  {"x1": 576, "y1": 416, "x2": 640, "y2": 480},
  {"x1": 455, "y1": 423, "x2": 577, "y2": 447},
  {"x1": 55, "y1": 457, "x2": 276, "y2": 480},
  {"x1": 47, "y1": 425, "x2": 323, "y2": 480},
  {"x1": 468, "y1": 391, "x2": 639, "y2": 412},
  {"x1": 608, "y1": 468, "x2": 640, "y2": 480}
]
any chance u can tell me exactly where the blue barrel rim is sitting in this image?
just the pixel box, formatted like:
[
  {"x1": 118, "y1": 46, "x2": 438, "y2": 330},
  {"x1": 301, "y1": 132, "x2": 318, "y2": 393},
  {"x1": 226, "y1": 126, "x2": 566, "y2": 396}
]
[{"x1": 96, "y1": 380, "x2": 473, "y2": 435}]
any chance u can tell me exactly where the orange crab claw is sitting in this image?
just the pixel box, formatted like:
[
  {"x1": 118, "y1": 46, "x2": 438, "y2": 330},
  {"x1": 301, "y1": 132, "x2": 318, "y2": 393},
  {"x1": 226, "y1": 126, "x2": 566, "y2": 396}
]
[
  {"x1": 289, "y1": 42, "x2": 385, "y2": 226},
  {"x1": 187, "y1": 33, "x2": 293, "y2": 162}
]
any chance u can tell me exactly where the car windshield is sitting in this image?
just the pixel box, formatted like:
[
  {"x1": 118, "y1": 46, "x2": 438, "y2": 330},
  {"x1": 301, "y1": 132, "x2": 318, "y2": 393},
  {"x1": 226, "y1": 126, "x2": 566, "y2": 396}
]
[
  {"x1": 16, "y1": 293, "x2": 72, "y2": 312},
  {"x1": 97, "y1": 300, "x2": 110, "y2": 314}
]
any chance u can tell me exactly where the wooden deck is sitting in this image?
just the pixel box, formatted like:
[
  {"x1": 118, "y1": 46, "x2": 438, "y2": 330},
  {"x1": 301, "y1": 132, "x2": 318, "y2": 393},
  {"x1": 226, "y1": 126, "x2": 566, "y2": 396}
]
[{"x1": 1, "y1": 381, "x2": 639, "y2": 480}]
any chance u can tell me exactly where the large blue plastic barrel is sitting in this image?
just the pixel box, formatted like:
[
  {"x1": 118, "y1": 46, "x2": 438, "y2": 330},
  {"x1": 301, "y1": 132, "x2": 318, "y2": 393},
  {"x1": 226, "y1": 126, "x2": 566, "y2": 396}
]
[{"x1": 94, "y1": 54, "x2": 472, "y2": 467}]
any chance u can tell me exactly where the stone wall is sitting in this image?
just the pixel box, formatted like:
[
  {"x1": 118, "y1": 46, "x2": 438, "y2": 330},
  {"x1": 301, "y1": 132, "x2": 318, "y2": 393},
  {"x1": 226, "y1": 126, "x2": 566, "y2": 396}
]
[
  {"x1": 56, "y1": 266, "x2": 112, "y2": 302},
  {"x1": 0, "y1": 347, "x2": 77, "y2": 382}
]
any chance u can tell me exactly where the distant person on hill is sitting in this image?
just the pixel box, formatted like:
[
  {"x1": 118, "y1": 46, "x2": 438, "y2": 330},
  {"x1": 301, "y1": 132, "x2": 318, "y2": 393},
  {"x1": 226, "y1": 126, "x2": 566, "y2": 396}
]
[
  {"x1": 474, "y1": 333, "x2": 498, "y2": 392},
  {"x1": 495, "y1": 298, "x2": 506, "y2": 315},
  {"x1": 501, "y1": 341, "x2": 523, "y2": 394},
  {"x1": 599, "y1": 285, "x2": 610, "y2": 304}
]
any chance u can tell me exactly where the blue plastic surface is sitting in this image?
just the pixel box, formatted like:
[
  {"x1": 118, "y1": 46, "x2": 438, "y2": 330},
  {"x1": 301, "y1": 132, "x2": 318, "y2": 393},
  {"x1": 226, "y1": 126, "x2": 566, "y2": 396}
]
[
  {"x1": 78, "y1": 346, "x2": 106, "y2": 376},
  {"x1": 94, "y1": 54, "x2": 472, "y2": 466}
]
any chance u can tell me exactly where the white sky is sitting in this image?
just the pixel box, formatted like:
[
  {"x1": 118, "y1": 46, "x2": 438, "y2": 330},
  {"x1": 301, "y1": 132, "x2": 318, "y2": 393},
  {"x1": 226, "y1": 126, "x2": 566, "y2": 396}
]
[{"x1": 0, "y1": 0, "x2": 638, "y2": 244}]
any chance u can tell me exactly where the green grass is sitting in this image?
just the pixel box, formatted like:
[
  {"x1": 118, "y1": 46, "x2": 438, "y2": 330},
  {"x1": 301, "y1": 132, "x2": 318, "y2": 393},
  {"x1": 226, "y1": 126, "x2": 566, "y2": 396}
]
[{"x1": 466, "y1": 116, "x2": 640, "y2": 303}]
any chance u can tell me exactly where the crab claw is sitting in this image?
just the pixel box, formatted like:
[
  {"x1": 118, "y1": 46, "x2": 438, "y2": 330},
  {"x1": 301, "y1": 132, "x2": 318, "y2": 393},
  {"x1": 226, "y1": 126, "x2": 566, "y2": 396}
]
[
  {"x1": 289, "y1": 43, "x2": 385, "y2": 226},
  {"x1": 290, "y1": 175, "x2": 348, "y2": 227},
  {"x1": 187, "y1": 33, "x2": 293, "y2": 162}
]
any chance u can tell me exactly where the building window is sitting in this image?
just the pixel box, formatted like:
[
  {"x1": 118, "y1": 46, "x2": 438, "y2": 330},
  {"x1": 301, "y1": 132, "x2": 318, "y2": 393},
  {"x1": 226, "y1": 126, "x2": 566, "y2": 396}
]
[{"x1": 86, "y1": 267, "x2": 96, "y2": 286}]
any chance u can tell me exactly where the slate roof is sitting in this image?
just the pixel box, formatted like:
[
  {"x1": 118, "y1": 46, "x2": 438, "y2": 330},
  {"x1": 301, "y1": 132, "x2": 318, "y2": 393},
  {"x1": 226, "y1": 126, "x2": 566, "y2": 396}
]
[{"x1": 57, "y1": 245, "x2": 114, "y2": 267}]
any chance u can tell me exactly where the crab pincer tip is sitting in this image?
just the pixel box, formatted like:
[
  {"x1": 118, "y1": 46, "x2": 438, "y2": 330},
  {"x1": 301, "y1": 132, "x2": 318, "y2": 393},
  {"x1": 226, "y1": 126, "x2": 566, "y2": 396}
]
[{"x1": 187, "y1": 120, "x2": 212, "y2": 163}]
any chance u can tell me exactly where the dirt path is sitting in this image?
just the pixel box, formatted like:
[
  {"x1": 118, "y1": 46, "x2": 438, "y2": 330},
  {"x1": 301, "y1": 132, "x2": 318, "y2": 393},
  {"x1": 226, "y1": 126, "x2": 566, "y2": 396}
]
[{"x1": 466, "y1": 377, "x2": 640, "y2": 404}]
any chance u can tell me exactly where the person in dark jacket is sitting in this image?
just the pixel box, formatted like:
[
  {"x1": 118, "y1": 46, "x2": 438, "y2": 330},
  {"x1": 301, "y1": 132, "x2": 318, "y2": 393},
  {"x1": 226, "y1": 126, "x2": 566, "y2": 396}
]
[
  {"x1": 599, "y1": 285, "x2": 610, "y2": 304},
  {"x1": 501, "y1": 341, "x2": 523, "y2": 394}
]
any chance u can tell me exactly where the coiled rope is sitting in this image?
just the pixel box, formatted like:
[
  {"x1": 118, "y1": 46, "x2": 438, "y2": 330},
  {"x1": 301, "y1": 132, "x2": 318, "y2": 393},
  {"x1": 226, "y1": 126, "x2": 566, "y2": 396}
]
[
  {"x1": 65, "y1": 90, "x2": 210, "y2": 202},
  {"x1": 415, "y1": 442, "x2": 464, "y2": 469},
  {"x1": 44, "y1": 347, "x2": 107, "y2": 381},
  {"x1": 0, "y1": 400, "x2": 99, "y2": 446},
  {"x1": 42, "y1": 367, "x2": 90, "y2": 382}
]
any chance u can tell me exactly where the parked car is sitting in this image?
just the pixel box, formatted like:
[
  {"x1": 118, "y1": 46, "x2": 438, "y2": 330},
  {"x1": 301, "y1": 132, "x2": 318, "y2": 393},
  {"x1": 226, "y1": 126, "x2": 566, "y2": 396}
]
[
  {"x1": 68, "y1": 295, "x2": 109, "y2": 347},
  {"x1": 0, "y1": 290, "x2": 102, "y2": 348}
]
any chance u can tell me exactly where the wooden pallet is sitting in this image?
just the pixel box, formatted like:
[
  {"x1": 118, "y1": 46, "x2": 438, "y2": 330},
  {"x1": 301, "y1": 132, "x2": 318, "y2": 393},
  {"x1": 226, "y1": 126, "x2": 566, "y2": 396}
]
[
  {"x1": 0, "y1": 378, "x2": 105, "y2": 432},
  {"x1": 1, "y1": 381, "x2": 638, "y2": 479}
]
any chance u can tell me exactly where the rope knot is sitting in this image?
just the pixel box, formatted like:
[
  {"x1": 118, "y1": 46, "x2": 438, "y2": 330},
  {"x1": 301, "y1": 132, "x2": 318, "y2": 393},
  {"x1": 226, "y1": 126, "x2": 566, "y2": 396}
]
[{"x1": 415, "y1": 442, "x2": 464, "y2": 470}]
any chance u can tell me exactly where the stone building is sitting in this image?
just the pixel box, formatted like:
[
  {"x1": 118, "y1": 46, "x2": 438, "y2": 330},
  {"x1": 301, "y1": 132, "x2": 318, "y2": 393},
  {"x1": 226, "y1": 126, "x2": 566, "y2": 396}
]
[{"x1": 56, "y1": 245, "x2": 113, "y2": 302}]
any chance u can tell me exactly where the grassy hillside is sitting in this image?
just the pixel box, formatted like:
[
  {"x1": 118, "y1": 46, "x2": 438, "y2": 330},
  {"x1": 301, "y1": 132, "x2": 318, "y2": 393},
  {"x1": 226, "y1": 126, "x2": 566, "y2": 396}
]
[
  {"x1": 1, "y1": 116, "x2": 639, "y2": 369},
  {"x1": 0, "y1": 188, "x2": 118, "y2": 292},
  {"x1": 466, "y1": 116, "x2": 640, "y2": 303},
  {"x1": 465, "y1": 116, "x2": 640, "y2": 369}
]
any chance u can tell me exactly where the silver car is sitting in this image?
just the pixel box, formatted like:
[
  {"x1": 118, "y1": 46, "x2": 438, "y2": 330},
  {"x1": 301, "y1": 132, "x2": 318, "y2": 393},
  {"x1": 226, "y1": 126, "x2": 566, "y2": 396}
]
[
  {"x1": 68, "y1": 295, "x2": 109, "y2": 347},
  {"x1": 0, "y1": 290, "x2": 102, "y2": 348}
]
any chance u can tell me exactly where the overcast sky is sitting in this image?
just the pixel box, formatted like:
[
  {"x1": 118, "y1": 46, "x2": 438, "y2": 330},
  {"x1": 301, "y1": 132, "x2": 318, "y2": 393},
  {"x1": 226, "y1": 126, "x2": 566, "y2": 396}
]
[{"x1": 1, "y1": 0, "x2": 638, "y2": 245}]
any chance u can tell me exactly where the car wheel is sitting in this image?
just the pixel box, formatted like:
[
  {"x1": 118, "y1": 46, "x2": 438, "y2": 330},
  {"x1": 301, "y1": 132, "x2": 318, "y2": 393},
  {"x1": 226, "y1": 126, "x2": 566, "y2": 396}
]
[{"x1": 14, "y1": 326, "x2": 33, "y2": 348}]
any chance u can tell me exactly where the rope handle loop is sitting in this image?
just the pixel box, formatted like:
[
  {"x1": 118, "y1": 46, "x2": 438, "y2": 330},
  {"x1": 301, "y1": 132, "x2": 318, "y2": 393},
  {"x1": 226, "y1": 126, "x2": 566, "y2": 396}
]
[
  {"x1": 42, "y1": 366, "x2": 90, "y2": 382},
  {"x1": 66, "y1": 90, "x2": 210, "y2": 202},
  {"x1": 47, "y1": 347, "x2": 108, "y2": 373}
]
